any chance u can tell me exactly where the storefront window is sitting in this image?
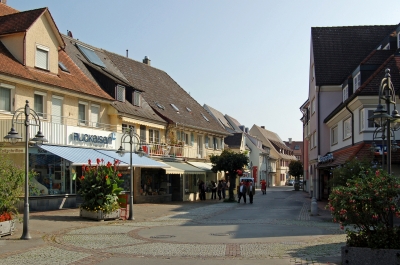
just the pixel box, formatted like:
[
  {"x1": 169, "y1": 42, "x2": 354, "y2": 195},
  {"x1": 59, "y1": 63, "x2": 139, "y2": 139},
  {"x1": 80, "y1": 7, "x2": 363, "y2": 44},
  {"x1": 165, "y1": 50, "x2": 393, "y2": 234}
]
[
  {"x1": 184, "y1": 174, "x2": 200, "y2": 194},
  {"x1": 29, "y1": 152, "x2": 75, "y2": 196},
  {"x1": 140, "y1": 169, "x2": 168, "y2": 195}
]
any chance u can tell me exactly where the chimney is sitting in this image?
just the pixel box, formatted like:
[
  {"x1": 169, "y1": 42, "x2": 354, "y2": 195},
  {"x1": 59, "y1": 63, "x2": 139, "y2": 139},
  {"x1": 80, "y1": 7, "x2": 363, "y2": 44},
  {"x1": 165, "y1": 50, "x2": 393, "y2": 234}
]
[
  {"x1": 289, "y1": 138, "x2": 292, "y2": 144},
  {"x1": 239, "y1": 125, "x2": 245, "y2": 132},
  {"x1": 143, "y1": 56, "x2": 151, "y2": 65},
  {"x1": 261, "y1": 126, "x2": 265, "y2": 129},
  {"x1": 245, "y1": 127, "x2": 249, "y2": 133}
]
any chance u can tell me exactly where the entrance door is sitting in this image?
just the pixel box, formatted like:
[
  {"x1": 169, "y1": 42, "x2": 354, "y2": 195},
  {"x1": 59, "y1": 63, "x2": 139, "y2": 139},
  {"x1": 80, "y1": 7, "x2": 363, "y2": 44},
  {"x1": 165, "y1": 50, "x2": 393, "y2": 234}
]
[{"x1": 170, "y1": 174, "x2": 182, "y2": 201}]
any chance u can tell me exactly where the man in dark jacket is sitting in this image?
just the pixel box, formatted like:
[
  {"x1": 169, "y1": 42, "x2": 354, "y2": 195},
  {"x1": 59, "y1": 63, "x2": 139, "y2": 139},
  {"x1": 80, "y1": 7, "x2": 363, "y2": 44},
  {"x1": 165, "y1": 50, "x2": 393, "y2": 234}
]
[{"x1": 237, "y1": 182, "x2": 247, "y2": 203}]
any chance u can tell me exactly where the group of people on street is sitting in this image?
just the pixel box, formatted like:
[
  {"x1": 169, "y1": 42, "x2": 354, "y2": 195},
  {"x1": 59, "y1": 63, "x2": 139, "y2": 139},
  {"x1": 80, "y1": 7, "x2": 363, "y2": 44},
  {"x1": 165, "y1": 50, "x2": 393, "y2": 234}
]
[
  {"x1": 200, "y1": 179, "x2": 229, "y2": 200},
  {"x1": 237, "y1": 181, "x2": 255, "y2": 204}
]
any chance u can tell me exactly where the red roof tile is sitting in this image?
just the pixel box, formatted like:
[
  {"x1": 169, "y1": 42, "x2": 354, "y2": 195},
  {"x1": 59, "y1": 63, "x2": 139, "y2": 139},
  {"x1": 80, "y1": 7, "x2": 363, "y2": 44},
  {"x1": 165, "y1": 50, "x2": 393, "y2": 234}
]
[
  {"x1": 0, "y1": 41, "x2": 113, "y2": 100},
  {"x1": 0, "y1": 3, "x2": 18, "y2": 16},
  {"x1": 0, "y1": 8, "x2": 46, "y2": 35}
]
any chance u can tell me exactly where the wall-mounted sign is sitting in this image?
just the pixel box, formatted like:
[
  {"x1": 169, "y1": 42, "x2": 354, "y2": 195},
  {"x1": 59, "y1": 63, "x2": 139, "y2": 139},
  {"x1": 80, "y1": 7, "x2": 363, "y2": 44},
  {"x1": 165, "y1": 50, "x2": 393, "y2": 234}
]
[
  {"x1": 318, "y1": 153, "x2": 334, "y2": 163},
  {"x1": 1, "y1": 148, "x2": 25, "y2": 154},
  {"x1": 72, "y1": 132, "x2": 116, "y2": 145}
]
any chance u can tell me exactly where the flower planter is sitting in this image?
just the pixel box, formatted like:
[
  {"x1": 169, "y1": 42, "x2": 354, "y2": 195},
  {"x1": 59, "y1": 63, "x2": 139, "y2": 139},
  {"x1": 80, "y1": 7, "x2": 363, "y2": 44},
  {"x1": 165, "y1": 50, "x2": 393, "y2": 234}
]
[
  {"x1": 80, "y1": 208, "x2": 120, "y2": 221},
  {"x1": 342, "y1": 246, "x2": 400, "y2": 265},
  {"x1": 0, "y1": 220, "x2": 15, "y2": 237}
]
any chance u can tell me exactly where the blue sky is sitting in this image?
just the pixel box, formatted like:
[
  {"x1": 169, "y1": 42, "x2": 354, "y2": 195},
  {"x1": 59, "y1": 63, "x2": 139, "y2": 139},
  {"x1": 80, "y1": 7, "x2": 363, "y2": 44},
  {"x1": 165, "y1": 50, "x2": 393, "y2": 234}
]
[{"x1": 9, "y1": 0, "x2": 400, "y2": 141}]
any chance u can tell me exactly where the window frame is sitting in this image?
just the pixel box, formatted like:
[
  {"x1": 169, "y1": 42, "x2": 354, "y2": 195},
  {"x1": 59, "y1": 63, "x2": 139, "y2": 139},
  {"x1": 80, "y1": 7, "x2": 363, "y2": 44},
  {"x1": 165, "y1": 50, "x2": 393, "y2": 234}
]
[
  {"x1": 331, "y1": 125, "x2": 338, "y2": 145},
  {"x1": 34, "y1": 91, "x2": 47, "y2": 118},
  {"x1": 0, "y1": 83, "x2": 14, "y2": 112},
  {"x1": 35, "y1": 44, "x2": 49, "y2": 70},
  {"x1": 78, "y1": 101, "x2": 88, "y2": 126},
  {"x1": 149, "y1": 129, "x2": 160, "y2": 143},
  {"x1": 116, "y1": 85, "x2": 125, "y2": 102},
  {"x1": 133, "y1": 91, "x2": 141, "y2": 106},
  {"x1": 353, "y1": 72, "x2": 361, "y2": 92},
  {"x1": 90, "y1": 104, "x2": 100, "y2": 128},
  {"x1": 343, "y1": 117, "x2": 352, "y2": 140},
  {"x1": 342, "y1": 85, "x2": 348, "y2": 102}
]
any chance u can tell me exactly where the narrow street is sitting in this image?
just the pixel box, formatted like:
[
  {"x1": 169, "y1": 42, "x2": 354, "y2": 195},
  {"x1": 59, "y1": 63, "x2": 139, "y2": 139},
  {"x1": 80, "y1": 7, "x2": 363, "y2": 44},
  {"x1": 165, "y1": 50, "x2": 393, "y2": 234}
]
[{"x1": 0, "y1": 187, "x2": 345, "y2": 265}]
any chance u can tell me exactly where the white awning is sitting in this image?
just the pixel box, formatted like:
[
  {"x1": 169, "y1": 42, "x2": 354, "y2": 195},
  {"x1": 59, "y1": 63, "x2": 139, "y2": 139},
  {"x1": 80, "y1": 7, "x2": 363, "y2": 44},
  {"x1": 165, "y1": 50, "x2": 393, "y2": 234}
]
[
  {"x1": 161, "y1": 161, "x2": 206, "y2": 175},
  {"x1": 186, "y1": 162, "x2": 213, "y2": 172},
  {"x1": 121, "y1": 117, "x2": 165, "y2": 130}
]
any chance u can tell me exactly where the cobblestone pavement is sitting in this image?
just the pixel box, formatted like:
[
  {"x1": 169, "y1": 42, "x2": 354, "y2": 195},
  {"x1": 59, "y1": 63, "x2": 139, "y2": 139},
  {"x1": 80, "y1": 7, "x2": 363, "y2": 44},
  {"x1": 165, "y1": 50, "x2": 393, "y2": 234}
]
[{"x1": 0, "y1": 188, "x2": 345, "y2": 265}]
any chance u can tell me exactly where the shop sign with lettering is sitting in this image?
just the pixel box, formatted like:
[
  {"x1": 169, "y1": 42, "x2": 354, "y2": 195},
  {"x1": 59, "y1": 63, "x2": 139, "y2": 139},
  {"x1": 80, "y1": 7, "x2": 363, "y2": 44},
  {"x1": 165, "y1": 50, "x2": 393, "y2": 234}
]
[
  {"x1": 318, "y1": 153, "x2": 334, "y2": 163},
  {"x1": 72, "y1": 132, "x2": 116, "y2": 145}
]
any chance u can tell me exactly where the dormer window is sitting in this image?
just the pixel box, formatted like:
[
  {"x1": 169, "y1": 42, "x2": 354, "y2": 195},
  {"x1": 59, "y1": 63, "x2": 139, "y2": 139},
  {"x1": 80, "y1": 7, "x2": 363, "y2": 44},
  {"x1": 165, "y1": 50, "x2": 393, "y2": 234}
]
[
  {"x1": 116, "y1": 85, "x2": 125, "y2": 102},
  {"x1": 353, "y1": 73, "x2": 361, "y2": 92},
  {"x1": 186, "y1": 107, "x2": 192, "y2": 112},
  {"x1": 171, "y1": 104, "x2": 180, "y2": 112},
  {"x1": 383, "y1": 43, "x2": 390, "y2": 50},
  {"x1": 35, "y1": 44, "x2": 49, "y2": 70},
  {"x1": 133, "y1": 91, "x2": 141, "y2": 106},
  {"x1": 343, "y1": 85, "x2": 348, "y2": 102},
  {"x1": 58, "y1": 62, "x2": 69, "y2": 72}
]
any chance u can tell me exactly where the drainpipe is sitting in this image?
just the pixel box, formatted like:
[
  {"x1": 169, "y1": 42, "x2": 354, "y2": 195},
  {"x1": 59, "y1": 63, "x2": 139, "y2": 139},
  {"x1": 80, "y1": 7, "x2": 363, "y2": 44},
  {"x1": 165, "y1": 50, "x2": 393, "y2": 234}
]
[
  {"x1": 311, "y1": 86, "x2": 320, "y2": 215},
  {"x1": 345, "y1": 103, "x2": 354, "y2": 146}
]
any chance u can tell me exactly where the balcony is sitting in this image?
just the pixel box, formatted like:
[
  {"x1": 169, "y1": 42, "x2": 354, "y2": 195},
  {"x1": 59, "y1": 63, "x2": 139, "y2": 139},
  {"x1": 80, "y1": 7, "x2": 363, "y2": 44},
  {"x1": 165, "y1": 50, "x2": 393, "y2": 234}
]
[{"x1": 141, "y1": 143, "x2": 222, "y2": 160}]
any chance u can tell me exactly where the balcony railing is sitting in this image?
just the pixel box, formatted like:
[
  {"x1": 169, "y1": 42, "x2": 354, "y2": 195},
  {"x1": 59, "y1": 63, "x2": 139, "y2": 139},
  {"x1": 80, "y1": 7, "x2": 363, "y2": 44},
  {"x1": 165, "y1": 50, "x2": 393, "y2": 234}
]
[{"x1": 141, "y1": 142, "x2": 222, "y2": 160}]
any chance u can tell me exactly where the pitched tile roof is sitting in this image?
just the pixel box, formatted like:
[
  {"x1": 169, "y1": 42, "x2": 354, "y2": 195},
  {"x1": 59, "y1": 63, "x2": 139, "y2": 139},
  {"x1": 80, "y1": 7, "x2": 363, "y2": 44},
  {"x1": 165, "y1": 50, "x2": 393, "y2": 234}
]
[
  {"x1": 312, "y1": 25, "x2": 398, "y2": 86},
  {"x1": 0, "y1": 8, "x2": 47, "y2": 35},
  {"x1": 105, "y1": 51, "x2": 229, "y2": 135},
  {"x1": 0, "y1": 2, "x2": 18, "y2": 16},
  {"x1": 318, "y1": 142, "x2": 373, "y2": 168},
  {"x1": 62, "y1": 35, "x2": 168, "y2": 125},
  {"x1": 0, "y1": 41, "x2": 113, "y2": 100}
]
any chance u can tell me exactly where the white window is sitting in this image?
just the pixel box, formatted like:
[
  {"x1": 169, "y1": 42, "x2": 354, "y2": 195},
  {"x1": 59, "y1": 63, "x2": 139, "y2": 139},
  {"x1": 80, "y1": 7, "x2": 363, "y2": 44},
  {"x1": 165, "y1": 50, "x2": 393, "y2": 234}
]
[
  {"x1": 116, "y1": 85, "x2": 125, "y2": 102},
  {"x1": 311, "y1": 98, "x2": 315, "y2": 114},
  {"x1": 343, "y1": 117, "x2": 352, "y2": 139},
  {"x1": 34, "y1": 92, "x2": 47, "y2": 118},
  {"x1": 90, "y1": 104, "x2": 100, "y2": 127},
  {"x1": 78, "y1": 102, "x2": 87, "y2": 125},
  {"x1": 122, "y1": 124, "x2": 134, "y2": 133},
  {"x1": 0, "y1": 83, "x2": 14, "y2": 112},
  {"x1": 133, "y1": 91, "x2": 141, "y2": 106},
  {"x1": 342, "y1": 85, "x2": 348, "y2": 102},
  {"x1": 331, "y1": 126, "x2": 338, "y2": 145},
  {"x1": 35, "y1": 45, "x2": 49, "y2": 70},
  {"x1": 353, "y1": 73, "x2": 361, "y2": 92},
  {"x1": 149, "y1": 129, "x2": 160, "y2": 143},
  {"x1": 51, "y1": 95, "x2": 63, "y2": 124},
  {"x1": 205, "y1": 136, "x2": 209, "y2": 148}
]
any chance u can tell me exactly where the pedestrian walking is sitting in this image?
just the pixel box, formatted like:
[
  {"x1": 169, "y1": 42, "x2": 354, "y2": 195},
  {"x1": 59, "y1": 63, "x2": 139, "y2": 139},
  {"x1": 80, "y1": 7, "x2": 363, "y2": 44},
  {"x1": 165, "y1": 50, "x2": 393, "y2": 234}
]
[
  {"x1": 217, "y1": 180, "x2": 223, "y2": 200},
  {"x1": 222, "y1": 179, "x2": 226, "y2": 199},
  {"x1": 237, "y1": 182, "x2": 247, "y2": 203},
  {"x1": 211, "y1": 180, "x2": 217, "y2": 199},
  {"x1": 261, "y1": 180, "x2": 267, "y2": 195},
  {"x1": 248, "y1": 181, "x2": 254, "y2": 203},
  {"x1": 198, "y1": 180, "x2": 206, "y2": 200}
]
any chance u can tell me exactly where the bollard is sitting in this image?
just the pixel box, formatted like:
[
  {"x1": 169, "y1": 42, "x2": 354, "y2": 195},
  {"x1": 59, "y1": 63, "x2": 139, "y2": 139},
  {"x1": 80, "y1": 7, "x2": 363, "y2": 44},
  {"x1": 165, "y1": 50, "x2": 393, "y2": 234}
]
[{"x1": 311, "y1": 197, "x2": 318, "y2": 216}]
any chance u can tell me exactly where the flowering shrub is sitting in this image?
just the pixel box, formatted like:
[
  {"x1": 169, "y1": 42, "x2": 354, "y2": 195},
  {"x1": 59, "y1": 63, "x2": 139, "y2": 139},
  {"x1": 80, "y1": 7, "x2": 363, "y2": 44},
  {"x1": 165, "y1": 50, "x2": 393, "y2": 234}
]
[
  {"x1": 0, "y1": 146, "x2": 24, "y2": 221},
  {"x1": 328, "y1": 163, "x2": 400, "y2": 249},
  {"x1": 78, "y1": 159, "x2": 123, "y2": 214}
]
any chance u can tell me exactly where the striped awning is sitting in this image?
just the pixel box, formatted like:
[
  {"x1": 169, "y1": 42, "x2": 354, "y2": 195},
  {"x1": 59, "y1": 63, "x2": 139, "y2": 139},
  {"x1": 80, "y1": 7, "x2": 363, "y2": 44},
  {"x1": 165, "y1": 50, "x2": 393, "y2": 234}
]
[{"x1": 96, "y1": 149, "x2": 168, "y2": 168}]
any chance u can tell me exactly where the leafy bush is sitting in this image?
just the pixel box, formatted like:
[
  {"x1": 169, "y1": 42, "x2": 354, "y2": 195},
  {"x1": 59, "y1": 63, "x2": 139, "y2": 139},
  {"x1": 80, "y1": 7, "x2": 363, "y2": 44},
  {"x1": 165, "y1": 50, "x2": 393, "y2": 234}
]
[
  {"x1": 327, "y1": 161, "x2": 400, "y2": 249},
  {"x1": 78, "y1": 159, "x2": 123, "y2": 213},
  {"x1": 0, "y1": 146, "x2": 24, "y2": 220}
]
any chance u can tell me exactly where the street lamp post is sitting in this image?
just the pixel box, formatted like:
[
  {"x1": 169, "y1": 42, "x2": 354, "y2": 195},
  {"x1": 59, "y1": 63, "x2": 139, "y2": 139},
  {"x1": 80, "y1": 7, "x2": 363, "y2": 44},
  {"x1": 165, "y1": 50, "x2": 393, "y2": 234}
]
[
  {"x1": 116, "y1": 127, "x2": 144, "y2": 220},
  {"x1": 368, "y1": 69, "x2": 400, "y2": 173},
  {"x1": 368, "y1": 68, "x2": 400, "y2": 228},
  {"x1": 4, "y1": 100, "x2": 47, "y2": 240}
]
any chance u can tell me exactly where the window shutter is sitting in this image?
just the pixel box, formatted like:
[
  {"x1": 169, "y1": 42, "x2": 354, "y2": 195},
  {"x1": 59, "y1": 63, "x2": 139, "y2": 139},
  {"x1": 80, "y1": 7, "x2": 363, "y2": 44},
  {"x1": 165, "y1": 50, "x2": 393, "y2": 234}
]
[
  {"x1": 0, "y1": 87, "x2": 11, "y2": 111},
  {"x1": 90, "y1": 105, "x2": 99, "y2": 127},
  {"x1": 52, "y1": 97, "x2": 62, "y2": 124},
  {"x1": 36, "y1": 48, "x2": 48, "y2": 69}
]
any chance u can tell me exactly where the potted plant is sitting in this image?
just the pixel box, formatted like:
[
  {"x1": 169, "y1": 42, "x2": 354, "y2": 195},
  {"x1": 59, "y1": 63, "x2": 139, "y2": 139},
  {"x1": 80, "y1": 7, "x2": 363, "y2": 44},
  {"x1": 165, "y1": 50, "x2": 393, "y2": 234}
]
[
  {"x1": 327, "y1": 159, "x2": 400, "y2": 264},
  {"x1": 78, "y1": 159, "x2": 124, "y2": 221},
  {"x1": 0, "y1": 146, "x2": 24, "y2": 237}
]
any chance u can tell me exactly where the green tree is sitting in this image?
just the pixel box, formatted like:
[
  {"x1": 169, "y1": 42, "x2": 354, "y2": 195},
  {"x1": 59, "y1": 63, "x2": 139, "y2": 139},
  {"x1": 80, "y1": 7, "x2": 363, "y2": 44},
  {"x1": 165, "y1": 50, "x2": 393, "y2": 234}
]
[
  {"x1": 330, "y1": 158, "x2": 372, "y2": 187},
  {"x1": 210, "y1": 150, "x2": 249, "y2": 201},
  {"x1": 0, "y1": 146, "x2": 24, "y2": 220},
  {"x1": 288, "y1": 160, "x2": 303, "y2": 190}
]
